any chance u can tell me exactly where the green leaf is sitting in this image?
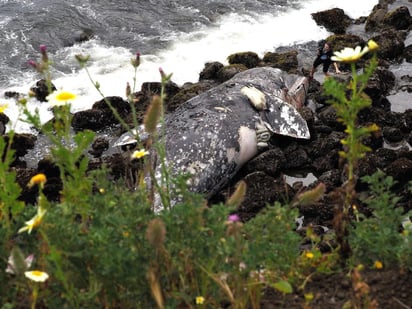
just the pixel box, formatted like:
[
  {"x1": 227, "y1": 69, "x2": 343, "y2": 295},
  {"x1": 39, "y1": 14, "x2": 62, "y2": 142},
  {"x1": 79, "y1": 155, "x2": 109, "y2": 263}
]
[{"x1": 272, "y1": 280, "x2": 293, "y2": 294}]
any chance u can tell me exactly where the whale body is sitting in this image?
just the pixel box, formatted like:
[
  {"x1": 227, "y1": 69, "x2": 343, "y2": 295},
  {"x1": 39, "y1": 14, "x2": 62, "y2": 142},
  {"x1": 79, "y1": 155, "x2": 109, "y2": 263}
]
[{"x1": 114, "y1": 67, "x2": 310, "y2": 209}]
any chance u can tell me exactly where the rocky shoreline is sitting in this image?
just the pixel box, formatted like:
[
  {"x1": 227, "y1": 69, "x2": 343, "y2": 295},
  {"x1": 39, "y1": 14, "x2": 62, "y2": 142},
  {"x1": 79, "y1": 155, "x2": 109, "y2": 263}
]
[{"x1": 2, "y1": 0, "x2": 411, "y2": 220}]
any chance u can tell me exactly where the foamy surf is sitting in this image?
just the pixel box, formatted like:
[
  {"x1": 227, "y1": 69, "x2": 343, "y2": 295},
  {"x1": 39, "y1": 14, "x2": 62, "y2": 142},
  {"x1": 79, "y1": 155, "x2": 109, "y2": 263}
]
[{"x1": 1, "y1": 0, "x2": 378, "y2": 133}]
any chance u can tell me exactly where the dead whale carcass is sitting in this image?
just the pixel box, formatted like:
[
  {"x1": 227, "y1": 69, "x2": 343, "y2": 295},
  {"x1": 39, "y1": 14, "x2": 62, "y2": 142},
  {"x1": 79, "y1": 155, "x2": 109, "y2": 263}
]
[{"x1": 114, "y1": 67, "x2": 310, "y2": 207}]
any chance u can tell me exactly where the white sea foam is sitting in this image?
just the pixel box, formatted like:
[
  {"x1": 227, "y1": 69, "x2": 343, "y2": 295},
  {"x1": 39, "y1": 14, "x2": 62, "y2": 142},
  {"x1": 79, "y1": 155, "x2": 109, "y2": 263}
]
[{"x1": 1, "y1": 0, "x2": 378, "y2": 133}]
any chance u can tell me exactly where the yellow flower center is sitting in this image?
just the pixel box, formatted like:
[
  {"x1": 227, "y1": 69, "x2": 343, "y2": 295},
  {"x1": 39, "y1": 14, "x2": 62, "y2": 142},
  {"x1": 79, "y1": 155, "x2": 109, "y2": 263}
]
[
  {"x1": 28, "y1": 173, "x2": 47, "y2": 188},
  {"x1": 131, "y1": 149, "x2": 149, "y2": 159},
  {"x1": 0, "y1": 103, "x2": 8, "y2": 113},
  {"x1": 374, "y1": 261, "x2": 383, "y2": 269},
  {"x1": 196, "y1": 296, "x2": 205, "y2": 305},
  {"x1": 56, "y1": 91, "x2": 76, "y2": 101},
  {"x1": 305, "y1": 252, "x2": 314, "y2": 259},
  {"x1": 31, "y1": 270, "x2": 43, "y2": 277}
]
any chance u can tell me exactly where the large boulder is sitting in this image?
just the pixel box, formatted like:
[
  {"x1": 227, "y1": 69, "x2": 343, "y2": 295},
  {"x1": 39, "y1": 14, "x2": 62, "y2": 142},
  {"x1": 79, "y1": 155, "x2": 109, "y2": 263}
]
[
  {"x1": 227, "y1": 51, "x2": 261, "y2": 69},
  {"x1": 199, "y1": 61, "x2": 224, "y2": 81},
  {"x1": 311, "y1": 8, "x2": 352, "y2": 34},
  {"x1": 371, "y1": 29, "x2": 406, "y2": 61},
  {"x1": 72, "y1": 96, "x2": 131, "y2": 131},
  {"x1": 382, "y1": 6, "x2": 412, "y2": 30},
  {"x1": 29, "y1": 79, "x2": 57, "y2": 102},
  {"x1": 366, "y1": 5, "x2": 412, "y2": 32},
  {"x1": 262, "y1": 50, "x2": 299, "y2": 73}
]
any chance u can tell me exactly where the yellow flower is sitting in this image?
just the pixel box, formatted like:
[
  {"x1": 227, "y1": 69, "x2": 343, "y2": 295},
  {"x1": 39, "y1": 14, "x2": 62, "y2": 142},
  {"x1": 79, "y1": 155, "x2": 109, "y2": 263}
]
[
  {"x1": 331, "y1": 45, "x2": 369, "y2": 63},
  {"x1": 305, "y1": 252, "x2": 314, "y2": 259},
  {"x1": 195, "y1": 296, "x2": 205, "y2": 305},
  {"x1": 131, "y1": 149, "x2": 149, "y2": 160},
  {"x1": 46, "y1": 90, "x2": 77, "y2": 107},
  {"x1": 367, "y1": 40, "x2": 379, "y2": 52},
  {"x1": 0, "y1": 103, "x2": 8, "y2": 113},
  {"x1": 24, "y1": 270, "x2": 49, "y2": 282},
  {"x1": 374, "y1": 260, "x2": 383, "y2": 269},
  {"x1": 28, "y1": 173, "x2": 47, "y2": 188},
  {"x1": 18, "y1": 207, "x2": 47, "y2": 234},
  {"x1": 304, "y1": 292, "x2": 314, "y2": 302}
]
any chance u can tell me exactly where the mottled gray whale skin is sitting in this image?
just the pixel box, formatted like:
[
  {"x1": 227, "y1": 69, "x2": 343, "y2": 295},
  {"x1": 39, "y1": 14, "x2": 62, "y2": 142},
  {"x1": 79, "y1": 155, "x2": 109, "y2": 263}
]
[{"x1": 114, "y1": 67, "x2": 310, "y2": 207}]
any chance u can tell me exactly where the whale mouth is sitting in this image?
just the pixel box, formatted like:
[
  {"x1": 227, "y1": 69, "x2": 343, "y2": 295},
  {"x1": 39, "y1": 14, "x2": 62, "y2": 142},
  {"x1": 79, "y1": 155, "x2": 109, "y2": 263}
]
[{"x1": 285, "y1": 76, "x2": 309, "y2": 109}]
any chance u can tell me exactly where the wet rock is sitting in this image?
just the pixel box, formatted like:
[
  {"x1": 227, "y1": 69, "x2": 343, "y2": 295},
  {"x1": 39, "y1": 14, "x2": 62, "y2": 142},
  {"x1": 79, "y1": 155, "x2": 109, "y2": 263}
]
[
  {"x1": 283, "y1": 145, "x2": 310, "y2": 169},
  {"x1": 327, "y1": 34, "x2": 364, "y2": 52},
  {"x1": 88, "y1": 136, "x2": 109, "y2": 158},
  {"x1": 307, "y1": 131, "x2": 345, "y2": 159},
  {"x1": 74, "y1": 28, "x2": 94, "y2": 43},
  {"x1": 227, "y1": 51, "x2": 260, "y2": 69},
  {"x1": 242, "y1": 148, "x2": 286, "y2": 177},
  {"x1": 371, "y1": 29, "x2": 406, "y2": 61},
  {"x1": 361, "y1": 129, "x2": 383, "y2": 151},
  {"x1": 375, "y1": 148, "x2": 399, "y2": 165},
  {"x1": 318, "y1": 169, "x2": 342, "y2": 190},
  {"x1": 358, "y1": 153, "x2": 388, "y2": 178},
  {"x1": 30, "y1": 79, "x2": 57, "y2": 102},
  {"x1": 311, "y1": 8, "x2": 352, "y2": 34},
  {"x1": 167, "y1": 80, "x2": 217, "y2": 112},
  {"x1": 365, "y1": 3, "x2": 389, "y2": 32},
  {"x1": 0, "y1": 113, "x2": 10, "y2": 135},
  {"x1": 408, "y1": 133, "x2": 412, "y2": 148},
  {"x1": 72, "y1": 109, "x2": 113, "y2": 132},
  {"x1": 364, "y1": 68, "x2": 396, "y2": 100},
  {"x1": 262, "y1": 50, "x2": 299, "y2": 73},
  {"x1": 382, "y1": 126, "x2": 405, "y2": 143},
  {"x1": 16, "y1": 167, "x2": 37, "y2": 205},
  {"x1": 358, "y1": 107, "x2": 398, "y2": 128},
  {"x1": 403, "y1": 109, "x2": 412, "y2": 132},
  {"x1": 317, "y1": 106, "x2": 344, "y2": 131},
  {"x1": 199, "y1": 61, "x2": 224, "y2": 81},
  {"x1": 382, "y1": 6, "x2": 412, "y2": 31},
  {"x1": 2, "y1": 134, "x2": 37, "y2": 165},
  {"x1": 216, "y1": 64, "x2": 248, "y2": 82},
  {"x1": 385, "y1": 157, "x2": 412, "y2": 183},
  {"x1": 72, "y1": 96, "x2": 132, "y2": 131},
  {"x1": 404, "y1": 45, "x2": 412, "y2": 63},
  {"x1": 4, "y1": 91, "x2": 22, "y2": 99},
  {"x1": 236, "y1": 172, "x2": 293, "y2": 220},
  {"x1": 36, "y1": 158, "x2": 62, "y2": 202},
  {"x1": 92, "y1": 96, "x2": 132, "y2": 116},
  {"x1": 141, "y1": 81, "x2": 180, "y2": 99},
  {"x1": 311, "y1": 149, "x2": 340, "y2": 174}
]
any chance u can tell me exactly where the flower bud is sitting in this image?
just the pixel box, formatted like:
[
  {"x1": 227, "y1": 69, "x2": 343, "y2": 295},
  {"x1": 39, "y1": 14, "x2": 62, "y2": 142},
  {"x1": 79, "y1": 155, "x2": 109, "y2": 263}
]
[
  {"x1": 131, "y1": 52, "x2": 141, "y2": 68},
  {"x1": 75, "y1": 54, "x2": 90, "y2": 68},
  {"x1": 126, "y1": 82, "x2": 131, "y2": 98},
  {"x1": 146, "y1": 218, "x2": 166, "y2": 247},
  {"x1": 39, "y1": 44, "x2": 48, "y2": 62},
  {"x1": 28, "y1": 60, "x2": 39, "y2": 70}
]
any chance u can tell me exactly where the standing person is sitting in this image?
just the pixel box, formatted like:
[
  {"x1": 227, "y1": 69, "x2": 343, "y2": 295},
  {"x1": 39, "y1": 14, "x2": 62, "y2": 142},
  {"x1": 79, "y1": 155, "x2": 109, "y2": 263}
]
[{"x1": 309, "y1": 41, "x2": 340, "y2": 80}]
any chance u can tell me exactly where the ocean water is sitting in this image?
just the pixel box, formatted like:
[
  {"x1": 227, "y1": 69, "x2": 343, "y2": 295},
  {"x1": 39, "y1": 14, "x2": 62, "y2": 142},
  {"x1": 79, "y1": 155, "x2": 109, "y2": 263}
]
[{"x1": 0, "y1": 0, "x2": 378, "y2": 133}]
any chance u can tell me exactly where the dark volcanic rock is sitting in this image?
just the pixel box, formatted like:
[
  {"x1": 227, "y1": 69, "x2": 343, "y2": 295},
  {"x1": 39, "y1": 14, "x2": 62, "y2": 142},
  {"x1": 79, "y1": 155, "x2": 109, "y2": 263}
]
[
  {"x1": 199, "y1": 62, "x2": 224, "y2": 81},
  {"x1": 404, "y1": 45, "x2": 412, "y2": 62},
  {"x1": 227, "y1": 51, "x2": 260, "y2": 69},
  {"x1": 262, "y1": 50, "x2": 299, "y2": 73},
  {"x1": 385, "y1": 157, "x2": 412, "y2": 183},
  {"x1": 88, "y1": 136, "x2": 109, "y2": 158},
  {"x1": 2, "y1": 133, "x2": 36, "y2": 166},
  {"x1": 72, "y1": 96, "x2": 131, "y2": 131},
  {"x1": 29, "y1": 79, "x2": 57, "y2": 102},
  {"x1": 216, "y1": 64, "x2": 248, "y2": 82},
  {"x1": 311, "y1": 8, "x2": 352, "y2": 34},
  {"x1": 236, "y1": 172, "x2": 294, "y2": 220},
  {"x1": 242, "y1": 148, "x2": 286, "y2": 177},
  {"x1": 382, "y1": 6, "x2": 412, "y2": 30},
  {"x1": 371, "y1": 29, "x2": 406, "y2": 61}
]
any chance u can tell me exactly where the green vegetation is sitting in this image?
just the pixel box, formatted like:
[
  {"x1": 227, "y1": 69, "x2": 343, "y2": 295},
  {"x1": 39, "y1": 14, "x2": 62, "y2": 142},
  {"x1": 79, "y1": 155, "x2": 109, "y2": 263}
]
[{"x1": 0, "y1": 41, "x2": 410, "y2": 308}]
